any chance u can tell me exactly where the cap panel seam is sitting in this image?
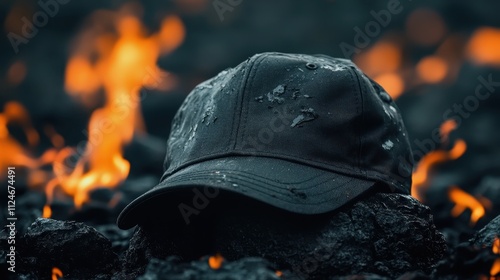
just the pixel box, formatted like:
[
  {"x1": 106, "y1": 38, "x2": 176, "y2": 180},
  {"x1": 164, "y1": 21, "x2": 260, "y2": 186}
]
[
  {"x1": 347, "y1": 67, "x2": 365, "y2": 177},
  {"x1": 238, "y1": 54, "x2": 268, "y2": 150},
  {"x1": 228, "y1": 55, "x2": 265, "y2": 150},
  {"x1": 230, "y1": 55, "x2": 263, "y2": 150}
]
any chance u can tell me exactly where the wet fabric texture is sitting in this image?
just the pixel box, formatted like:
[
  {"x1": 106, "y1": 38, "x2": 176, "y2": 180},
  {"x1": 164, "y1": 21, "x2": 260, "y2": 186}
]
[{"x1": 117, "y1": 52, "x2": 414, "y2": 230}]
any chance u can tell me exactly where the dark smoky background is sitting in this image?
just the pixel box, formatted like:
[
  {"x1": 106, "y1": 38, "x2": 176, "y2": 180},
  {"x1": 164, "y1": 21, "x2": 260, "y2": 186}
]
[{"x1": 1, "y1": 0, "x2": 500, "y2": 242}]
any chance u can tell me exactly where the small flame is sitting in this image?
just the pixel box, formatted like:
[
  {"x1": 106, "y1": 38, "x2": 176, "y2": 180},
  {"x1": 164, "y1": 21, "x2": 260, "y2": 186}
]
[
  {"x1": 44, "y1": 126, "x2": 65, "y2": 149},
  {"x1": 65, "y1": 56, "x2": 101, "y2": 104},
  {"x1": 491, "y1": 259, "x2": 500, "y2": 278},
  {"x1": 42, "y1": 205, "x2": 52, "y2": 219},
  {"x1": 416, "y1": 56, "x2": 448, "y2": 83},
  {"x1": 467, "y1": 27, "x2": 500, "y2": 66},
  {"x1": 440, "y1": 119, "x2": 458, "y2": 144},
  {"x1": 7, "y1": 61, "x2": 27, "y2": 86},
  {"x1": 353, "y1": 41, "x2": 404, "y2": 99},
  {"x1": 52, "y1": 267, "x2": 63, "y2": 280},
  {"x1": 354, "y1": 41, "x2": 402, "y2": 76},
  {"x1": 0, "y1": 102, "x2": 39, "y2": 173},
  {"x1": 412, "y1": 139, "x2": 467, "y2": 201},
  {"x1": 492, "y1": 237, "x2": 500, "y2": 278},
  {"x1": 406, "y1": 9, "x2": 446, "y2": 46},
  {"x1": 449, "y1": 186, "x2": 485, "y2": 225},
  {"x1": 373, "y1": 72, "x2": 405, "y2": 100},
  {"x1": 493, "y1": 237, "x2": 500, "y2": 254},
  {"x1": 208, "y1": 254, "x2": 224, "y2": 270},
  {"x1": 2, "y1": 101, "x2": 39, "y2": 147},
  {"x1": 275, "y1": 270, "x2": 283, "y2": 277}
]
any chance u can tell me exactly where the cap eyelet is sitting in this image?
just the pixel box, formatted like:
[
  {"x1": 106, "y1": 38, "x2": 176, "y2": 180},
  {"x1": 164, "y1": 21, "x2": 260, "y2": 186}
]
[{"x1": 305, "y1": 63, "x2": 318, "y2": 70}]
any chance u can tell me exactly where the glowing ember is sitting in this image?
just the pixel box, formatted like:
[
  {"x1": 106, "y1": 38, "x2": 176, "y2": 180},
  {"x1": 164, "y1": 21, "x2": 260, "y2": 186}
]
[
  {"x1": 43, "y1": 5, "x2": 185, "y2": 210},
  {"x1": 491, "y1": 259, "x2": 500, "y2": 278},
  {"x1": 354, "y1": 41, "x2": 402, "y2": 76},
  {"x1": 7, "y1": 61, "x2": 27, "y2": 86},
  {"x1": 439, "y1": 119, "x2": 458, "y2": 144},
  {"x1": 448, "y1": 186, "x2": 485, "y2": 225},
  {"x1": 52, "y1": 267, "x2": 63, "y2": 280},
  {"x1": 411, "y1": 139, "x2": 467, "y2": 202},
  {"x1": 275, "y1": 270, "x2": 283, "y2": 277},
  {"x1": 208, "y1": 254, "x2": 224, "y2": 270},
  {"x1": 42, "y1": 205, "x2": 52, "y2": 219},
  {"x1": 492, "y1": 237, "x2": 500, "y2": 278},
  {"x1": 416, "y1": 56, "x2": 448, "y2": 83},
  {"x1": 493, "y1": 237, "x2": 500, "y2": 254},
  {"x1": 467, "y1": 27, "x2": 500, "y2": 66},
  {"x1": 373, "y1": 72, "x2": 405, "y2": 100},
  {"x1": 406, "y1": 9, "x2": 446, "y2": 46},
  {"x1": 65, "y1": 56, "x2": 101, "y2": 102},
  {"x1": 44, "y1": 125, "x2": 65, "y2": 149},
  {"x1": 0, "y1": 102, "x2": 39, "y2": 173},
  {"x1": 158, "y1": 16, "x2": 186, "y2": 53}
]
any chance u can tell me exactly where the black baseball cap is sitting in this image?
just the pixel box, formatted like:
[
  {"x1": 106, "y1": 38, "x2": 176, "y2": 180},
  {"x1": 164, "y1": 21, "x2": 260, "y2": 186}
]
[{"x1": 117, "y1": 52, "x2": 413, "y2": 229}]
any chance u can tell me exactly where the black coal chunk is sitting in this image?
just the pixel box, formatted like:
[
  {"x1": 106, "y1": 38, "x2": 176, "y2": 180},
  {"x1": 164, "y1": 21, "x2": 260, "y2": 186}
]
[
  {"x1": 134, "y1": 256, "x2": 280, "y2": 280},
  {"x1": 431, "y1": 243, "x2": 497, "y2": 279},
  {"x1": 124, "y1": 192, "x2": 446, "y2": 279},
  {"x1": 469, "y1": 214, "x2": 500, "y2": 248},
  {"x1": 216, "y1": 193, "x2": 446, "y2": 279},
  {"x1": 431, "y1": 214, "x2": 500, "y2": 279},
  {"x1": 7, "y1": 218, "x2": 118, "y2": 279}
]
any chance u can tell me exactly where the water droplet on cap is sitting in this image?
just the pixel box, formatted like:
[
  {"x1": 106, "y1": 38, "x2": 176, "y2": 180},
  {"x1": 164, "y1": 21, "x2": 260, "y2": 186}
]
[
  {"x1": 379, "y1": 91, "x2": 392, "y2": 102},
  {"x1": 291, "y1": 108, "x2": 318, "y2": 127},
  {"x1": 306, "y1": 63, "x2": 318, "y2": 70},
  {"x1": 382, "y1": 140, "x2": 394, "y2": 150}
]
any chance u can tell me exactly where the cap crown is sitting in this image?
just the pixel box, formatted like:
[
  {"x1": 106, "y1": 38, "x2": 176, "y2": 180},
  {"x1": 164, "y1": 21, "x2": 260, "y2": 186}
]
[{"x1": 164, "y1": 53, "x2": 413, "y2": 193}]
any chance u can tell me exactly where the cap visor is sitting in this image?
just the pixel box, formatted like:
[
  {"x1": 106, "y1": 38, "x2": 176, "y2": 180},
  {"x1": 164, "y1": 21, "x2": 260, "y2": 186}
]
[{"x1": 117, "y1": 156, "x2": 375, "y2": 229}]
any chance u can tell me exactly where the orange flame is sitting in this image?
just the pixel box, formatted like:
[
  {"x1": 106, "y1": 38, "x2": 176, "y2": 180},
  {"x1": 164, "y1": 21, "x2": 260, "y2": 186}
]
[
  {"x1": 406, "y1": 9, "x2": 446, "y2": 47},
  {"x1": 7, "y1": 61, "x2": 27, "y2": 86},
  {"x1": 467, "y1": 27, "x2": 500, "y2": 66},
  {"x1": 42, "y1": 205, "x2": 52, "y2": 219},
  {"x1": 440, "y1": 119, "x2": 457, "y2": 144},
  {"x1": 412, "y1": 139, "x2": 467, "y2": 201},
  {"x1": 52, "y1": 267, "x2": 63, "y2": 280},
  {"x1": 493, "y1": 237, "x2": 500, "y2": 254},
  {"x1": 492, "y1": 237, "x2": 500, "y2": 278},
  {"x1": 0, "y1": 102, "x2": 39, "y2": 173},
  {"x1": 208, "y1": 254, "x2": 224, "y2": 270},
  {"x1": 44, "y1": 126, "x2": 65, "y2": 149},
  {"x1": 44, "y1": 5, "x2": 185, "y2": 210},
  {"x1": 373, "y1": 72, "x2": 405, "y2": 100},
  {"x1": 354, "y1": 41, "x2": 402, "y2": 76},
  {"x1": 491, "y1": 259, "x2": 500, "y2": 278},
  {"x1": 354, "y1": 41, "x2": 405, "y2": 99},
  {"x1": 448, "y1": 186, "x2": 485, "y2": 225},
  {"x1": 416, "y1": 56, "x2": 448, "y2": 83},
  {"x1": 276, "y1": 270, "x2": 283, "y2": 277}
]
